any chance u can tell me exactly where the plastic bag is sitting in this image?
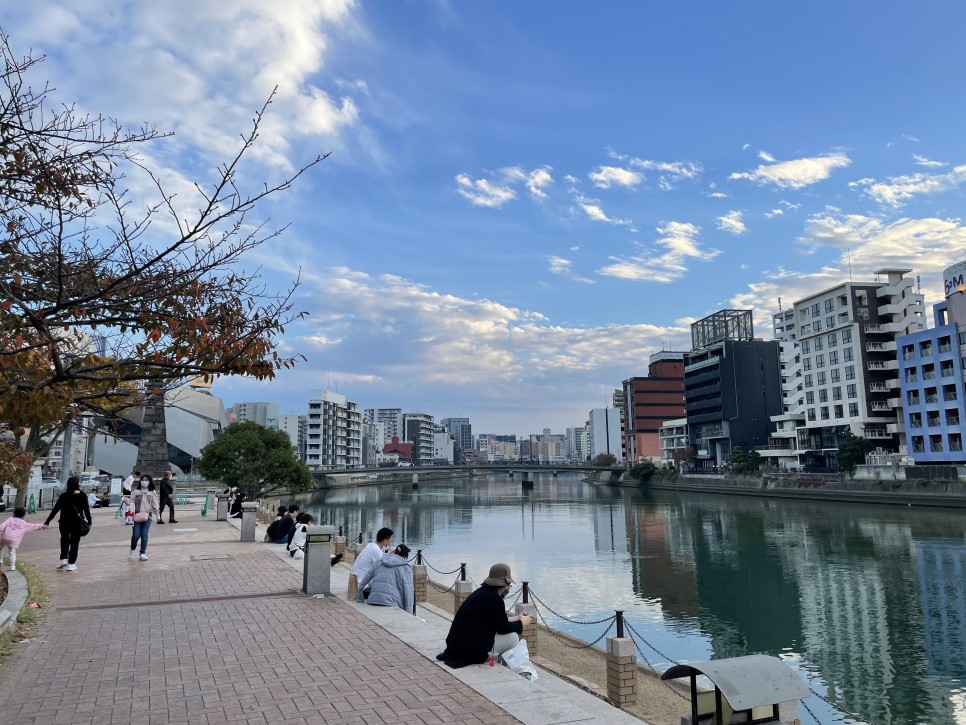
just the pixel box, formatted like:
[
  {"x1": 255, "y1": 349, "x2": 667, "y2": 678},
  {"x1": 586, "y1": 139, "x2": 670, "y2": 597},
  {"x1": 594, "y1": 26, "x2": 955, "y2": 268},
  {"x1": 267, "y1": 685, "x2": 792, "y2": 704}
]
[{"x1": 502, "y1": 639, "x2": 530, "y2": 670}]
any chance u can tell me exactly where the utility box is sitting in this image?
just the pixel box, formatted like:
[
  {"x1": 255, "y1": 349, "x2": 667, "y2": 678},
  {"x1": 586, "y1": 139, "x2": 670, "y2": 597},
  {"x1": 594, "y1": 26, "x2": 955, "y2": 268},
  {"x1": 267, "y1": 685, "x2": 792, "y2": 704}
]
[{"x1": 303, "y1": 525, "x2": 337, "y2": 595}]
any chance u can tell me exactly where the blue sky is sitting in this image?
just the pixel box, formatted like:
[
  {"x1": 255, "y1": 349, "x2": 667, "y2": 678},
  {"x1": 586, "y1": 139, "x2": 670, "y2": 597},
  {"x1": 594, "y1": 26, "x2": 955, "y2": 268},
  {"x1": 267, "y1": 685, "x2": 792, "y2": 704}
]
[{"x1": 8, "y1": 2, "x2": 966, "y2": 433}]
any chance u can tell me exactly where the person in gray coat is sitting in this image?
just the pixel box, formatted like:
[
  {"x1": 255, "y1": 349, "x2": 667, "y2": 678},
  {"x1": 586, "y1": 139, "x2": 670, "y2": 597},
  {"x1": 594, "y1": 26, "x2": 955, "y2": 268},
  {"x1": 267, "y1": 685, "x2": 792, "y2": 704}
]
[{"x1": 356, "y1": 544, "x2": 414, "y2": 613}]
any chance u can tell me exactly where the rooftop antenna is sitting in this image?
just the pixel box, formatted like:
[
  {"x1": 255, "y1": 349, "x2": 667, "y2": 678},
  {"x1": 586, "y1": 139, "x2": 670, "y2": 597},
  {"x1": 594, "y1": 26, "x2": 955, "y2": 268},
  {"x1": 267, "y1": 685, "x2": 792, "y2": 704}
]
[{"x1": 778, "y1": 296, "x2": 782, "y2": 312}]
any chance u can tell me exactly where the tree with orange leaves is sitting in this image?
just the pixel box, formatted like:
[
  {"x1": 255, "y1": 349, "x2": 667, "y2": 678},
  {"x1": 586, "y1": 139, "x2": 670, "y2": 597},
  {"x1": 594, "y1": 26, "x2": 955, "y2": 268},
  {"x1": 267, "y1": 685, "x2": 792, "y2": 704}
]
[{"x1": 0, "y1": 34, "x2": 323, "y2": 506}]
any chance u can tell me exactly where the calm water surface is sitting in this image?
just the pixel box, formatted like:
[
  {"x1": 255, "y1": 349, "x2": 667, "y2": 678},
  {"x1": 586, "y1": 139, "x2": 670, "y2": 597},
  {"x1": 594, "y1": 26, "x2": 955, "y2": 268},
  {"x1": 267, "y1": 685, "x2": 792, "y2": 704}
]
[{"x1": 301, "y1": 473, "x2": 966, "y2": 725}]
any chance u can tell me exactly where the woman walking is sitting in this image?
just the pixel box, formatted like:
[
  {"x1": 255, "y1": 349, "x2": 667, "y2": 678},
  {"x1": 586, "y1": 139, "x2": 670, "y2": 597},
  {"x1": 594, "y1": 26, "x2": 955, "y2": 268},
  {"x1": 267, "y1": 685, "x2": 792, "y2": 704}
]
[
  {"x1": 129, "y1": 475, "x2": 159, "y2": 561},
  {"x1": 44, "y1": 476, "x2": 92, "y2": 572}
]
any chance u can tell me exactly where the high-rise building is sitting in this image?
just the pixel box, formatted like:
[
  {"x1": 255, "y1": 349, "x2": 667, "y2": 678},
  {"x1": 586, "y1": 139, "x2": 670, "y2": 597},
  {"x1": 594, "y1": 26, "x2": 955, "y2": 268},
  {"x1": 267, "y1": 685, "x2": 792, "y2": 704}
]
[
  {"x1": 441, "y1": 417, "x2": 472, "y2": 453},
  {"x1": 566, "y1": 426, "x2": 588, "y2": 463},
  {"x1": 586, "y1": 408, "x2": 622, "y2": 461},
  {"x1": 684, "y1": 310, "x2": 783, "y2": 469},
  {"x1": 622, "y1": 351, "x2": 687, "y2": 464},
  {"x1": 363, "y1": 408, "x2": 403, "y2": 446},
  {"x1": 403, "y1": 412, "x2": 434, "y2": 465},
  {"x1": 477, "y1": 434, "x2": 517, "y2": 461},
  {"x1": 432, "y1": 427, "x2": 455, "y2": 463},
  {"x1": 279, "y1": 414, "x2": 306, "y2": 459},
  {"x1": 306, "y1": 390, "x2": 362, "y2": 469},
  {"x1": 232, "y1": 401, "x2": 279, "y2": 429},
  {"x1": 898, "y1": 262, "x2": 966, "y2": 464}
]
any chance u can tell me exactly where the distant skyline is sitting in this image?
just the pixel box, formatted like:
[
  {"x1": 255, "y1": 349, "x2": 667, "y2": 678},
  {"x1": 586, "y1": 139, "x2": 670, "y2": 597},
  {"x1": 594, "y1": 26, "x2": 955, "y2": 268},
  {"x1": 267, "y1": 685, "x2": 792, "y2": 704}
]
[{"x1": 8, "y1": 2, "x2": 966, "y2": 431}]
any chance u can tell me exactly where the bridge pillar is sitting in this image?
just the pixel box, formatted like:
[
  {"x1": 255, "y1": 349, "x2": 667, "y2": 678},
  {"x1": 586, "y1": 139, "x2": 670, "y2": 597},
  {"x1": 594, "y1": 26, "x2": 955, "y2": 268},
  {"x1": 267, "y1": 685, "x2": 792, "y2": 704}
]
[{"x1": 522, "y1": 471, "x2": 534, "y2": 487}]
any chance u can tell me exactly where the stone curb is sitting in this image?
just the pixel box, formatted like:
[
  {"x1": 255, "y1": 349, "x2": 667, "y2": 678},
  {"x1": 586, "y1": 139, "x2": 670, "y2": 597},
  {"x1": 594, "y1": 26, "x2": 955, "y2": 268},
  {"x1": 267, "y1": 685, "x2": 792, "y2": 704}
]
[{"x1": 0, "y1": 569, "x2": 28, "y2": 635}]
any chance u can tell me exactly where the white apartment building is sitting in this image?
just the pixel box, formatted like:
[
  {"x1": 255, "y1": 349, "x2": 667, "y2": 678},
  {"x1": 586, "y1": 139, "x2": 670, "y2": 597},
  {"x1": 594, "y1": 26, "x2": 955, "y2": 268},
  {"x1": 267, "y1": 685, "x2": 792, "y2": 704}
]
[
  {"x1": 279, "y1": 414, "x2": 306, "y2": 459},
  {"x1": 306, "y1": 390, "x2": 362, "y2": 469},
  {"x1": 760, "y1": 269, "x2": 924, "y2": 471},
  {"x1": 364, "y1": 408, "x2": 403, "y2": 446},
  {"x1": 658, "y1": 417, "x2": 689, "y2": 468},
  {"x1": 433, "y1": 429, "x2": 455, "y2": 463},
  {"x1": 566, "y1": 426, "x2": 588, "y2": 463},
  {"x1": 233, "y1": 401, "x2": 279, "y2": 429},
  {"x1": 587, "y1": 408, "x2": 622, "y2": 461}
]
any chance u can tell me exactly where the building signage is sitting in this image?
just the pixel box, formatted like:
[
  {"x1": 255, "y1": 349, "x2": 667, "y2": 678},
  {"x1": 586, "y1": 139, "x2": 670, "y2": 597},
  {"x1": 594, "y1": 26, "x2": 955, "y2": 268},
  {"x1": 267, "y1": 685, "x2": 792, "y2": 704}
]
[{"x1": 944, "y1": 261, "x2": 966, "y2": 297}]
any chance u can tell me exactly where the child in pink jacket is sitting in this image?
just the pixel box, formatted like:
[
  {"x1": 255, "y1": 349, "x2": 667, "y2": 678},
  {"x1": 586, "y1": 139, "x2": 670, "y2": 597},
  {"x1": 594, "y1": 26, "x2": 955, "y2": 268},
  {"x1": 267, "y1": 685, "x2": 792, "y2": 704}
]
[{"x1": 0, "y1": 507, "x2": 48, "y2": 571}]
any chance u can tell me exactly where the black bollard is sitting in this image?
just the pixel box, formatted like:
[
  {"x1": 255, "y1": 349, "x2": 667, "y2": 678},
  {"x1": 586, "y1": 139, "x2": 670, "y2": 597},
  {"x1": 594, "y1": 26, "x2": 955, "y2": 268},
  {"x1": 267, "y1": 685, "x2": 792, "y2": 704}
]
[
  {"x1": 460, "y1": 563, "x2": 467, "y2": 581},
  {"x1": 615, "y1": 610, "x2": 625, "y2": 638},
  {"x1": 338, "y1": 525, "x2": 344, "y2": 537},
  {"x1": 522, "y1": 581, "x2": 529, "y2": 603},
  {"x1": 417, "y1": 549, "x2": 423, "y2": 565},
  {"x1": 357, "y1": 532, "x2": 364, "y2": 545}
]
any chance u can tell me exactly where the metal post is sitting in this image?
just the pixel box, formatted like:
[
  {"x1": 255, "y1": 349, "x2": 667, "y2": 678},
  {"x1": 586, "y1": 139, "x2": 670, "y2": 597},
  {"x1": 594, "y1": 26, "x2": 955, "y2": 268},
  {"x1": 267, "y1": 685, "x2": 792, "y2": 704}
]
[
  {"x1": 357, "y1": 532, "x2": 364, "y2": 545},
  {"x1": 338, "y1": 525, "x2": 343, "y2": 537},
  {"x1": 460, "y1": 563, "x2": 466, "y2": 581},
  {"x1": 616, "y1": 610, "x2": 624, "y2": 638},
  {"x1": 416, "y1": 549, "x2": 423, "y2": 565},
  {"x1": 522, "y1": 581, "x2": 529, "y2": 603}
]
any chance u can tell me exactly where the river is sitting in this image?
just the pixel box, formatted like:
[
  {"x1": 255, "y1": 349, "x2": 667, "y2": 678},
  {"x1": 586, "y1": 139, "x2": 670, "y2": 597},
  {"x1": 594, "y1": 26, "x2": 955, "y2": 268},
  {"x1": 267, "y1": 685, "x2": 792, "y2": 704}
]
[{"x1": 299, "y1": 472, "x2": 966, "y2": 724}]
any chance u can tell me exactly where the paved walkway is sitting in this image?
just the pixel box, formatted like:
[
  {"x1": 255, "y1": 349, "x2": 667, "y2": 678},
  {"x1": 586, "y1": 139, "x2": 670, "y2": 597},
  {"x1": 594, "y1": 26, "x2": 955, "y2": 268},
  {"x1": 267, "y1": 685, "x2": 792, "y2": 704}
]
[{"x1": 0, "y1": 506, "x2": 517, "y2": 725}]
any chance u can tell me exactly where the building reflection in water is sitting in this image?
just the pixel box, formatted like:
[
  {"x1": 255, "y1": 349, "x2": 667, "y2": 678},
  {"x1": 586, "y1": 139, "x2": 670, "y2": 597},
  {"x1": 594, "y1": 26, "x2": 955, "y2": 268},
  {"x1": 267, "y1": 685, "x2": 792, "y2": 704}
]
[{"x1": 303, "y1": 474, "x2": 966, "y2": 724}]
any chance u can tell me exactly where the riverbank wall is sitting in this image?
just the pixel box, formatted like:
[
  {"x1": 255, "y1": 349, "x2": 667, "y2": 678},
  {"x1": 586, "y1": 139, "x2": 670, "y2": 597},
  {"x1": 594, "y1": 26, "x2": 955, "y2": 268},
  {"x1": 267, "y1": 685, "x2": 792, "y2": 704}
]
[
  {"x1": 586, "y1": 469, "x2": 966, "y2": 508},
  {"x1": 313, "y1": 468, "x2": 483, "y2": 489}
]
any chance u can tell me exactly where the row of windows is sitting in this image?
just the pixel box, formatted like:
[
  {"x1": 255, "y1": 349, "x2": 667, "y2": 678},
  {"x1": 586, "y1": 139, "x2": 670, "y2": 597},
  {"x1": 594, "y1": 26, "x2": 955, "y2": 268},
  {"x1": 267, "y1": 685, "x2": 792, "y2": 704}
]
[
  {"x1": 801, "y1": 329, "x2": 853, "y2": 354},
  {"x1": 910, "y1": 410, "x2": 962, "y2": 429},
  {"x1": 803, "y1": 296, "x2": 847, "y2": 318},
  {"x1": 901, "y1": 334, "x2": 960, "y2": 359},
  {"x1": 904, "y1": 361, "x2": 958, "y2": 382},
  {"x1": 806, "y1": 384, "x2": 858, "y2": 403},
  {"x1": 910, "y1": 432, "x2": 964, "y2": 454},
  {"x1": 806, "y1": 403, "x2": 860, "y2": 421},
  {"x1": 907, "y1": 385, "x2": 961, "y2": 405},
  {"x1": 804, "y1": 368, "x2": 857, "y2": 387}
]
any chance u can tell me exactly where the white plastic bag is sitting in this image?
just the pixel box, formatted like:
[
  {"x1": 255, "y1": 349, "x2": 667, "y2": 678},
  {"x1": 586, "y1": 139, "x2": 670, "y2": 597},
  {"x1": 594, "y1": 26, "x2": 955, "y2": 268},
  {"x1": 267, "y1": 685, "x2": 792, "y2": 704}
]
[{"x1": 502, "y1": 639, "x2": 530, "y2": 670}]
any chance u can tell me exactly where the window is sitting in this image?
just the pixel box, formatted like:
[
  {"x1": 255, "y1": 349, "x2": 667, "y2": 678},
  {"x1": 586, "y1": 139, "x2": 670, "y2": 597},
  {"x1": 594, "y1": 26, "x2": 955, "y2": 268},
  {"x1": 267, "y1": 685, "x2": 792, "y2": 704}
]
[
  {"x1": 845, "y1": 365, "x2": 855, "y2": 380},
  {"x1": 819, "y1": 389, "x2": 828, "y2": 403},
  {"x1": 815, "y1": 354, "x2": 825, "y2": 368},
  {"x1": 817, "y1": 371, "x2": 827, "y2": 386},
  {"x1": 814, "y1": 320, "x2": 822, "y2": 332},
  {"x1": 849, "y1": 403, "x2": 859, "y2": 417},
  {"x1": 803, "y1": 358, "x2": 812, "y2": 371},
  {"x1": 821, "y1": 407, "x2": 830, "y2": 420},
  {"x1": 806, "y1": 391, "x2": 815, "y2": 404},
  {"x1": 960, "y1": 331, "x2": 966, "y2": 345},
  {"x1": 848, "y1": 384, "x2": 857, "y2": 399},
  {"x1": 828, "y1": 332, "x2": 837, "y2": 347},
  {"x1": 825, "y1": 299, "x2": 835, "y2": 313},
  {"x1": 812, "y1": 303, "x2": 821, "y2": 317},
  {"x1": 830, "y1": 368, "x2": 841, "y2": 382},
  {"x1": 814, "y1": 337, "x2": 824, "y2": 351},
  {"x1": 834, "y1": 405, "x2": 844, "y2": 418},
  {"x1": 842, "y1": 329, "x2": 852, "y2": 344},
  {"x1": 801, "y1": 324, "x2": 811, "y2": 336},
  {"x1": 844, "y1": 347, "x2": 854, "y2": 362},
  {"x1": 833, "y1": 387, "x2": 842, "y2": 401},
  {"x1": 801, "y1": 340, "x2": 810, "y2": 354},
  {"x1": 857, "y1": 308, "x2": 870, "y2": 321},
  {"x1": 829, "y1": 351, "x2": 839, "y2": 365},
  {"x1": 808, "y1": 409, "x2": 816, "y2": 421},
  {"x1": 804, "y1": 374, "x2": 813, "y2": 387},
  {"x1": 907, "y1": 390, "x2": 919, "y2": 405},
  {"x1": 826, "y1": 316, "x2": 834, "y2": 328}
]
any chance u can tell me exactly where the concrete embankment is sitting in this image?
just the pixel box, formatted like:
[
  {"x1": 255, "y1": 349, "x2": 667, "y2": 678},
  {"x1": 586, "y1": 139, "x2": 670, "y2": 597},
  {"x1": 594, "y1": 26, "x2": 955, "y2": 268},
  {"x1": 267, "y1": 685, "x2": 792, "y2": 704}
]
[
  {"x1": 587, "y1": 470, "x2": 966, "y2": 508},
  {"x1": 313, "y1": 468, "x2": 483, "y2": 488}
]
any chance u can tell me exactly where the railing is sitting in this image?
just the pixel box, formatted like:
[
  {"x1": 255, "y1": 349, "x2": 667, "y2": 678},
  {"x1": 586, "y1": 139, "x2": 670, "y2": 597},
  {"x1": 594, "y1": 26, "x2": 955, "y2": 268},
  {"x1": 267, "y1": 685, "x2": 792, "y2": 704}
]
[
  {"x1": 871, "y1": 402, "x2": 891, "y2": 411},
  {"x1": 913, "y1": 445, "x2": 925, "y2": 453},
  {"x1": 905, "y1": 375, "x2": 918, "y2": 383},
  {"x1": 940, "y1": 344, "x2": 953, "y2": 353},
  {"x1": 923, "y1": 371, "x2": 936, "y2": 380},
  {"x1": 928, "y1": 419, "x2": 942, "y2": 428},
  {"x1": 903, "y1": 352, "x2": 916, "y2": 360},
  {"x1": 949, "y1": 417, "x2": 961, "y2": 426},
  {"x1": 946, "y1": 392, "x2": 960, "y2": 401},
  {"x1": 864, "y1": 323, "x2": 884, "y2": 333},
  {"x1": 921, "y1": 347, "x2": 934, "y2": 357},
  {"x1": 942, "y1": 368, "x2": 956, "y2": 377},
  {"x1": 866, "y1": 342, "x2": 887, "y2": 352},
  {"x1": 951, "y1": 443, "x2": 964, "y2": 452},
  {"x1": 684, "y1": 356, "x2": 720, "y2": 373},
  {"x1": 868, "y1": 360, "x2": 887, "y2": 370},
  {"x1": 869, "y1": 383, "x2": 888, "y2": 392},
  {"x1": 926, "y1": 394, "x2": 939, "y2": 403},
  {"x1": 910, "y1": 421, "x2": 923, "y2": 429},
  {"x1": 865, "y1": 429, "x2": 891, "y2": 438},
  {"x1": 931, "y1": 444, "x2": 944, "y2": 452}
]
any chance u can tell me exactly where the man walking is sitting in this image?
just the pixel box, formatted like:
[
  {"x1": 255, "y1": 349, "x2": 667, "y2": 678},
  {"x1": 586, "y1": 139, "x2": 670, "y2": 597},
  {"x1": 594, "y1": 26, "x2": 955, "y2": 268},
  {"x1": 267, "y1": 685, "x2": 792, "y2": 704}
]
[{"x1": 158, "y1": 471, "x2": 177, "y2": 524}]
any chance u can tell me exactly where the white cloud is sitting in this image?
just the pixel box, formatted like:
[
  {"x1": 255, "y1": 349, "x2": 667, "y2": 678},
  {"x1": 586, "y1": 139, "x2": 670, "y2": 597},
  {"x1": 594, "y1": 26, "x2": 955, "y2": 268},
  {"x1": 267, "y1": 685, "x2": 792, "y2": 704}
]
[
  {"x1": 588, "y1": 165, "x2": 644, "y2": 189},
  {"x1": 598, "y1": 221, "x2": 721, "y2": 283},
  {"x1": 572, "y1": 194, "x2": 635, "y2": 228},
  {"x1": 6, "y1": 1, "x2": 363, "y2": 174},
  {"x1": 742, "y1": 143, "x2": 751, "y2": 151},
  {"x1": 912, "y1": 153, "x2": 947, "y2": 168},
  {"x1": 456, "y1": 165, "x2": 553, "y2": 206},
  {"x1": 903, "y1": 134, "x2": 922, "y2": 143},
  {"x1": 455, "y1": 173, "x2": 516, "y2": 208},
  {"x1": 729, "y1": 152, "x2": 852, "y2": 189},
  {"x1": 717, "y1": 210, "x2": 747, "y2": 235},
  {"x1": 758, "y1": 150, "x2": 776, "y2": 163},
  {"x1": 548, "y1": 256, "x2": 595, "y2": 284},
  {"x1": 605, "y1": 150, "x2": 702, "y2": 190},
  {"x1": 764, "y1": 200, "x2": 801, "y2": 219},
  {"x1": 850, "y1": 166, "x2": 966, "y2": 207}
]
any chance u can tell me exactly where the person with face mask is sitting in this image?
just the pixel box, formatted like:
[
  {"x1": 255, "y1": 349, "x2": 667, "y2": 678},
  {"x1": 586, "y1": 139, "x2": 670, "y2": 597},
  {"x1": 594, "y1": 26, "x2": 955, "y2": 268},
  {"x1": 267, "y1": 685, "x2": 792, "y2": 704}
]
[
  {"x1": 128, "y1": 475, "x2": 160, "y2": 561},
  {"x1": 44, "y1": 476, "x2": 92, "y2": 572},
  {"x1": 436, "y1": 563, "x2": 533, "y2": 669}
]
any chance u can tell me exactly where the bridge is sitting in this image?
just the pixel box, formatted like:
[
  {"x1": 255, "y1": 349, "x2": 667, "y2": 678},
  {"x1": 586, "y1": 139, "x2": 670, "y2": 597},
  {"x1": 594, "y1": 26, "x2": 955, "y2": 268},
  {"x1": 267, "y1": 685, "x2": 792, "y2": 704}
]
[{"x1": 311, "y1": 463, "x2": 627, "y2": 488}]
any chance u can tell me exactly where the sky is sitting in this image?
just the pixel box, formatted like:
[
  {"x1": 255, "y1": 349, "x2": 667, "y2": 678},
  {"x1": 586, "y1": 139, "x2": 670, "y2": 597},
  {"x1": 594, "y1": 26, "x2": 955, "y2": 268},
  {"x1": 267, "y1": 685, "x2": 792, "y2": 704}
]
[{"x1": 7, "y1": 2, "x2": 966, "y2": 435}]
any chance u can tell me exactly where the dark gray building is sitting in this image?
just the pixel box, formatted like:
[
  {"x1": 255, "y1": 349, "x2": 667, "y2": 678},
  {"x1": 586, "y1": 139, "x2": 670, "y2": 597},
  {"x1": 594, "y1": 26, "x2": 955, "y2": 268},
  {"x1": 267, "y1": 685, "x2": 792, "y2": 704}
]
[{"x1": 685, "y1": 310, "x2": 783, "y2": 469}]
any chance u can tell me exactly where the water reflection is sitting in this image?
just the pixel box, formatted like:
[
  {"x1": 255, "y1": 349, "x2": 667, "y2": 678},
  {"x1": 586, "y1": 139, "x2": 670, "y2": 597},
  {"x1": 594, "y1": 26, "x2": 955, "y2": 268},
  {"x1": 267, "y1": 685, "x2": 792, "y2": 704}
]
[{"x1": 301, "y1": 474, "x2": 966, "y2": 724}]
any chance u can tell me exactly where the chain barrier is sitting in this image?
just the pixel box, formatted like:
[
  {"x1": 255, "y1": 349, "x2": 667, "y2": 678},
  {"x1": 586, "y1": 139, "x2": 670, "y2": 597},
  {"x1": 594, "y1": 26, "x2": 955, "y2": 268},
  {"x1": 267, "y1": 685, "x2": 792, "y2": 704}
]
[
  {"x1": 621, "y1": 621, "x2": 688, "y2": 702},
  {"x1": 427, "y1": 576, "x2": 460, "y2": 594},
  {"x1": 809, "y1": 687, "x2": 876, "y2": 725},
  {"x1": 421, "y1": 557, "x2": 462, "y2": 576},
  {"x1": 622, "y1": 619, "x2": 682, "y2": 667},
  {"x1": 801, "y1": 699, "x2": 822, "y2": 724},
  {"x1": 527, "y1": 589, "x2": 618, "y2": 626},
  {"x1": 529, "y1": 600, "x2": 615, "y2": 649}
]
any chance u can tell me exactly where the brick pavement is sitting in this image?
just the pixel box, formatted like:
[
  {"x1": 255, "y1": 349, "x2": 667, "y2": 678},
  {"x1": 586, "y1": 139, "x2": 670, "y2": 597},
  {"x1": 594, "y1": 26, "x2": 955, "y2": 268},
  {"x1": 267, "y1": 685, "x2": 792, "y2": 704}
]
[{"x1": 0, "y1": 506, "x2": 519, "y2": 725}]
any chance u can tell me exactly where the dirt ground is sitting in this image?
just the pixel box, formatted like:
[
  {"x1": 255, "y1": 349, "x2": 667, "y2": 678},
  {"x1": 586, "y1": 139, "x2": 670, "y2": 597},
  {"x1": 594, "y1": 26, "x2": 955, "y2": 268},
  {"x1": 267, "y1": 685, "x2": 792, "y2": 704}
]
[{"x1": 420, "y1": 575, "x2": 689, "y2": 725}]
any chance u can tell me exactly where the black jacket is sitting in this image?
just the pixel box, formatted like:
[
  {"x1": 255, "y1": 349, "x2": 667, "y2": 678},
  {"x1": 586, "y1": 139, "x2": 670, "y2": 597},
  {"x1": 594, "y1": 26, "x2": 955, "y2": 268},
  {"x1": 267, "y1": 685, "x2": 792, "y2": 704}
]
[
  {"x1": 159, "y1": 479, "x2": 173, "y2": 499},
  {"x1": 438, "y1": 585, "x2": 521, "y2": 668},
  {"x1": 266, "y1": 515, "x2": 295, "y2": 541},
  {"x1": 45, "y1": 491, "x2": 92, "y2": 530}
]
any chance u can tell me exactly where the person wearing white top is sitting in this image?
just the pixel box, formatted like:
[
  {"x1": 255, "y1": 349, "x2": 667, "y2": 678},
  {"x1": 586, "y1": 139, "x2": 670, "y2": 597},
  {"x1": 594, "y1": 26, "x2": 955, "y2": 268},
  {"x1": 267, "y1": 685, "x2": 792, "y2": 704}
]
[{"x1": 347, "y1": 527, "x2": 393, "y2": 600}]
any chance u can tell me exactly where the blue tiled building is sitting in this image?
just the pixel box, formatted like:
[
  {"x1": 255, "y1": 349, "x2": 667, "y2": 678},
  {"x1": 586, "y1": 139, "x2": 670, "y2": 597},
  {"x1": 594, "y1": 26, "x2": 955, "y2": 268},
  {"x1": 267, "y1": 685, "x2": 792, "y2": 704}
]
[{"x1": 898, "y1": 261, "x2": 966, "y2": 463}]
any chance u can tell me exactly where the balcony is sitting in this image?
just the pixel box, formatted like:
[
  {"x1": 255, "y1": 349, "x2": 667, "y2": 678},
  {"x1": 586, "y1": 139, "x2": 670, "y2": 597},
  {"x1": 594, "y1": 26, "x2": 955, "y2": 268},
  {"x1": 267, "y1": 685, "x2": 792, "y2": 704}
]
[
  {"x1": 923, "y1": 371, "x2": 936, "y2": 380},
  {"x1": 913, "y1": 445, "x2": 925, "y2": 453},
  {"x1": 904, "y1": 374, "x2": 919, "y2": 383},
  {"x1": 942, "y1": 368, "x2": 956, "y2": 378},
  {"x1": 949, "y1": 417, "x2": 961, "y2": 426},
  {"x1": 864, "y1": 323, "x2": 886, "y2": 333},
  {"x1": 866, "y1": 341, "x2": 896, "y2": 353},
  {"x1": 910, "y1": 420, "x2": 922, "y2": 429},
  {"x1": 871, "y1": 401, "x2": 891, "y2": 411},
  {"x1": 869, "y1": 383, "x2": 889, "y2": 393},
  {"x1": 926, "y1": 394, "x2": 939, "y2": 404},
  {"x1": 903, "y1": 351, "x2": 916, "y2": 360},
  {"x1": 951, "y1": 442, "x2": 964, "y2": 452},
  {"x1": 930, "y1": 443, "x2": 945, "y2": 452},
  {"x1": 866, "y1": 429, "x2": 892, "y2": 439},
  {"x1": 685, "y1": 356, "x2": 720, "y2": 373},
  {"x1": 946, "y1": 392, "x2": 960, "y2": 401},
  {"x1": 928, "y1": 418, "x2": 942, "y2": 428}
]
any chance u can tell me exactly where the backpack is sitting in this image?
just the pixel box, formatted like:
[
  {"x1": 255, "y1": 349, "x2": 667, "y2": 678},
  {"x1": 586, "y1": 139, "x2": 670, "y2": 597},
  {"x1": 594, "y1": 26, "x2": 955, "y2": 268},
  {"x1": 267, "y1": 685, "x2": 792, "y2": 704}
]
[{"x1": 266, "y1": 518, "x2": 283, "y2": 540}]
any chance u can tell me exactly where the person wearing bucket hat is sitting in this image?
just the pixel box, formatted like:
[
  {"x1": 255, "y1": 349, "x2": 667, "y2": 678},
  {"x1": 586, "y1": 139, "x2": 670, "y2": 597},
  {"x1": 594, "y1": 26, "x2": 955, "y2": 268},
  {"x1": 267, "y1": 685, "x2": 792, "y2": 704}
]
[{"x1": 436, "y1": 563, "x2": 533, "y2": 669}]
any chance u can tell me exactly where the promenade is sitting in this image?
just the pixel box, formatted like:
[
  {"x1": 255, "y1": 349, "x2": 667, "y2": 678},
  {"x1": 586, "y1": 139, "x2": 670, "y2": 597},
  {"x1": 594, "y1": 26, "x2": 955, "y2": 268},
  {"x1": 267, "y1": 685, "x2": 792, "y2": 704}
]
[{"x1": 0, "y1": 504, "x2": 645, "y2": 725}]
